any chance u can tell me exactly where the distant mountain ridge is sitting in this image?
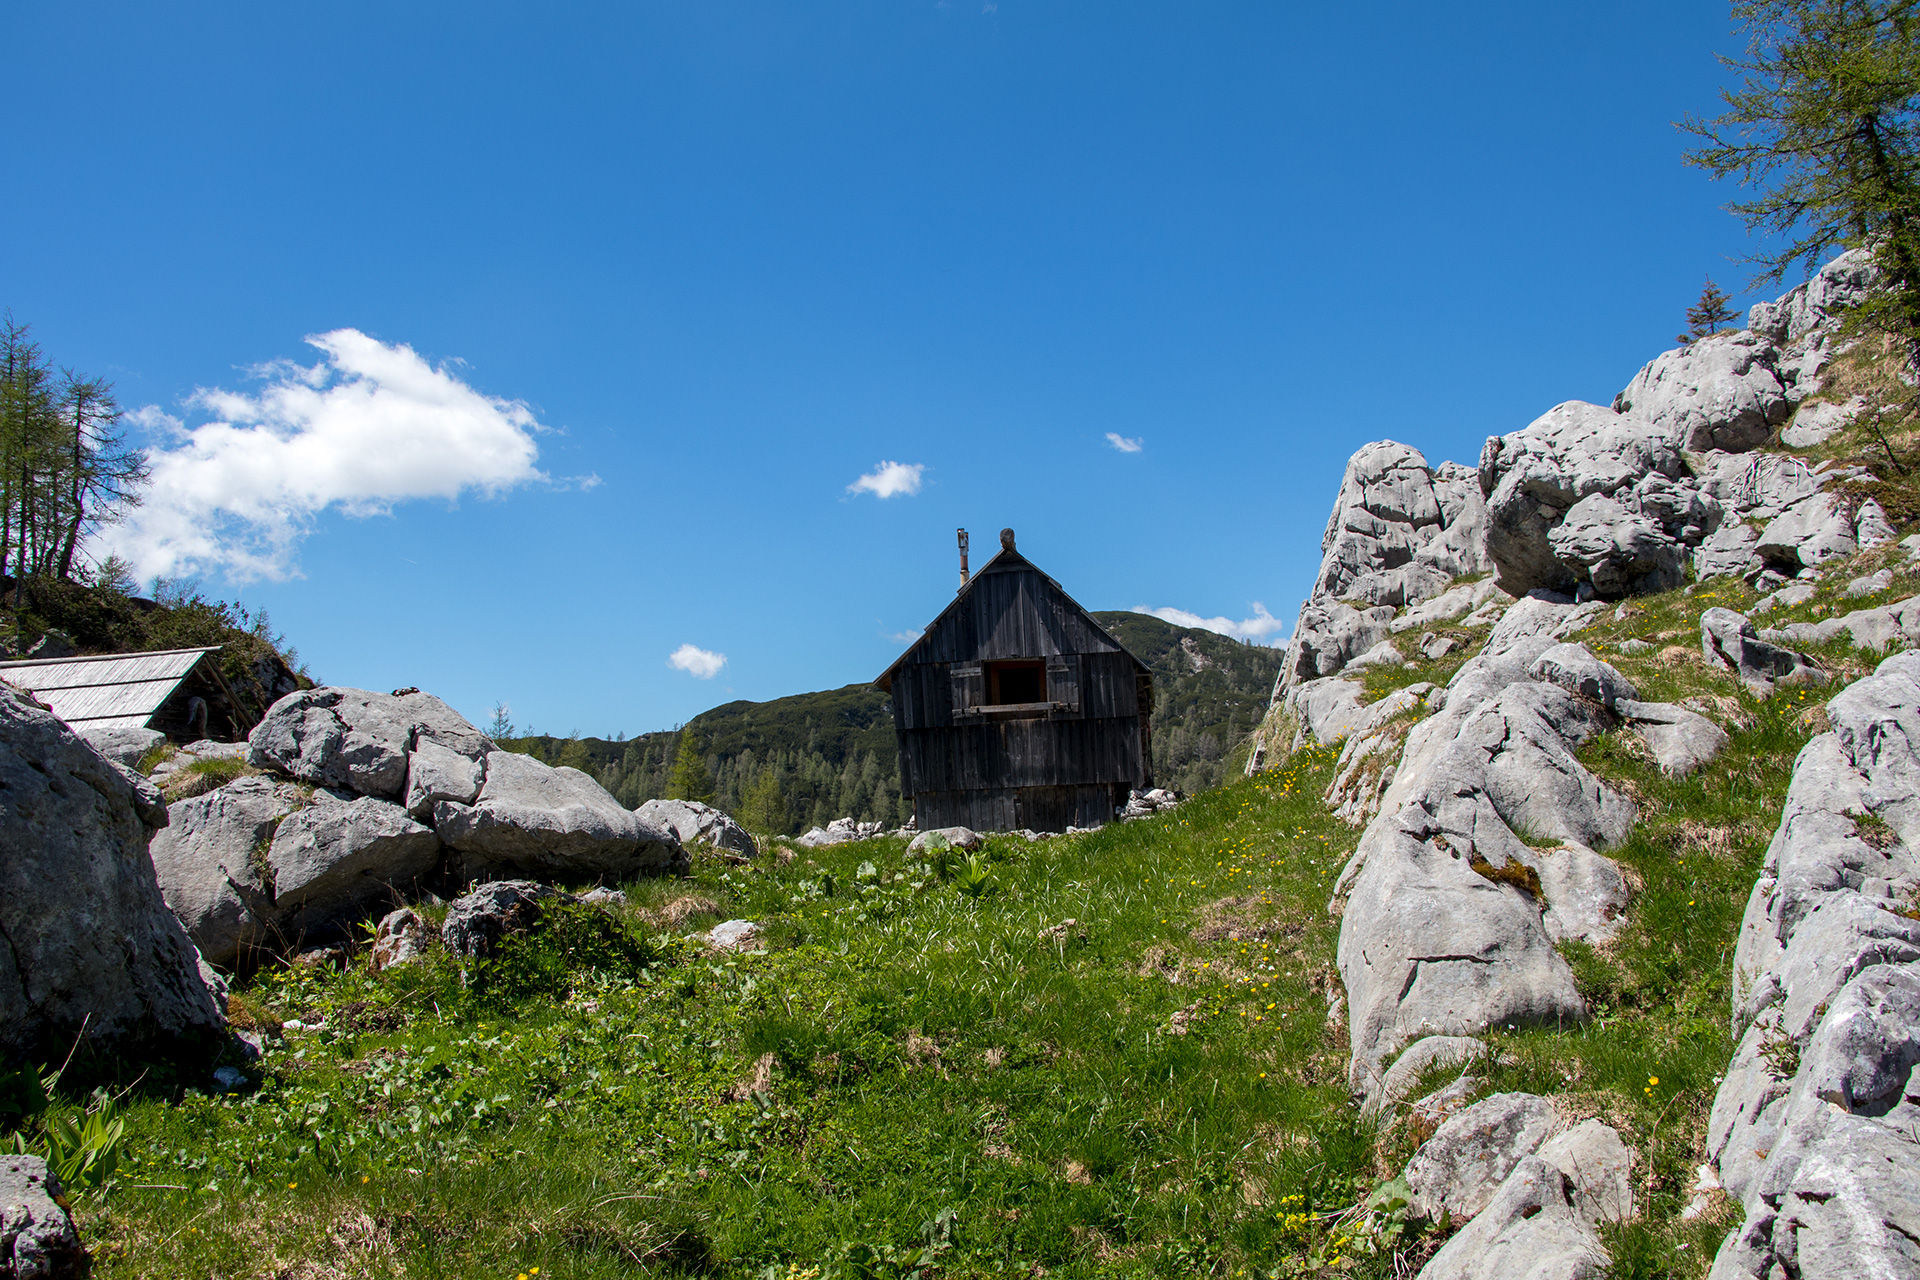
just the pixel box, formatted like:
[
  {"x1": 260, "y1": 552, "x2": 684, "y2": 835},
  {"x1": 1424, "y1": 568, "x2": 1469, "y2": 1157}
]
[{"x1": 504, "y1": 610, "x2": 1281, "y2": 832}]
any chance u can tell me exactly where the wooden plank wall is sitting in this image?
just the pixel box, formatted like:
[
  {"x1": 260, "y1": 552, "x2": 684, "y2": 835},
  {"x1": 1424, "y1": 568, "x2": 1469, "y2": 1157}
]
[{"x1": 886, "y1": 560, "x2": 1153, "y2": 830}]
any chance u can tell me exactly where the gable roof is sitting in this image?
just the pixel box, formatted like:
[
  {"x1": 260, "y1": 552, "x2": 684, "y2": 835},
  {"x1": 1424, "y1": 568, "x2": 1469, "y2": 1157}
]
[
  {"x1": 874, "y1": 546, "x2": 1148, "y2": 691},
  {"x1": 0, "y1": 646, "x2": 224, "y2": 730}
]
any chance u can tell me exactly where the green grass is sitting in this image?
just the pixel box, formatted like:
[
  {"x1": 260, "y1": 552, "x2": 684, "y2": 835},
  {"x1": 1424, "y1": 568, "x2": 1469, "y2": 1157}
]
[
  {"x1": 32, "y1": 539, "x2": 1911, "y2": 1279},
  {"x1": 62, "y1": 750, "x2": 1463, "y2": 1279}
]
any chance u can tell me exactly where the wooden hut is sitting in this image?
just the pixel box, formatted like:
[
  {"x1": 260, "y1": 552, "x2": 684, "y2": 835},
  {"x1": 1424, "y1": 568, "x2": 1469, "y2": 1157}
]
[
  {"x1": 0, "y1": 646, "x2": 259, "y2": 742},
  {"x1": 876, "y1": 529, "x2": 1153, "y2": 832}
]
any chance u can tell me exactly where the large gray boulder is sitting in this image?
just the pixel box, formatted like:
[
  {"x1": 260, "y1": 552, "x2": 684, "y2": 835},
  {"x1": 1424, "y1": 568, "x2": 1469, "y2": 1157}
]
[
  {"x1": 1612, "y1": 329, "x2": 1791, "y2": 453},
  {"x1": 1414, "y1": 1155, "x2": 1608, "y2": 1280},
  {"x1": 1309, "y1": 442, "x2": 1490, "y2": 607},
  {"x1": 249, "y1": 686, "x2": 492, "y2": 801},
  {"x1": 0, "y1": 682, "x2": 224, "y2": 1051},
  {"x1": 436, "y1": 750, "x2": 685, "y2": 880},
  {"x1": 1705, "y1": 651, "x2": 1920, "y2": 1280},
  {"x1": 1406, "y1": 1092, "x2": 1563, "y2": 1223},
  {"x1": 267, "y1": 794, "x2": 440, "y2": 937},
  {"x1": 148, "y1": 775, "x2": 303, "y2": 967},
  {"x1": 1477, "y1": 400, "x2": 1692, "y2": 599},
  {"x1": 637, "y1": 798, "x2": 758, "y2": 858},
  {"x1": 0, "y1": 1153, "x2": 86, "y2": 1278},
  {"x1": 75, "y1": 723, "x2": 165, "y2": 769}
]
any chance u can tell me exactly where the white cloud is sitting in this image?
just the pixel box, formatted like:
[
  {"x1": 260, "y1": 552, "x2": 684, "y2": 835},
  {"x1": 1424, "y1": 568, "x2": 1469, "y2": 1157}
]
[
  {"x1": 1105, "y1": 432, "x2": 1144, "y2": 453},
  {"x1": 847, "y1": 460, "x2": 925, "y2": 499},
  {"x1": 1131, "y1": 602, "x2": 1287, "y2": 645},
  {"x1": 668, "y1": 643, "x2": 727, "y2": 679},
  {"x1": 98, "y1": 329, "x2": 547, "y2": 582},
  {"x1": 885, "y1": 628, "x2": 924, "y2": 644}
]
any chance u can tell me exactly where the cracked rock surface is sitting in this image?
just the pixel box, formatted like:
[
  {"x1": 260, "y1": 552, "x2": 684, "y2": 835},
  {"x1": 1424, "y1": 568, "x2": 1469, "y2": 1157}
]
[
  {"x1": 0, "y1": 682, "x2": 224, "y2": 1053},
  {"x1": 1705, "y1": 651, "x2": 1920, "y2": 1280}
]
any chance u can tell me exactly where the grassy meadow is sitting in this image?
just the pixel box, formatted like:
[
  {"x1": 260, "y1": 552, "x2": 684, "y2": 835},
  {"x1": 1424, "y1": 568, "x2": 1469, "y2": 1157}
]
[{"x1": 27, "y1": 526, "x2": 1920, "y2": 1279}]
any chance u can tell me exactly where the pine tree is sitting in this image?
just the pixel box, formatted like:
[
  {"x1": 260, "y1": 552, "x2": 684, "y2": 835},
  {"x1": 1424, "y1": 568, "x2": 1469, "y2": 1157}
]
[
  {"x1": 666, "y1": 729, "x2": 714, "y2": 804},
  {"x1": 1679, "y1": 277, "x2": 1740, "y2": 344}
]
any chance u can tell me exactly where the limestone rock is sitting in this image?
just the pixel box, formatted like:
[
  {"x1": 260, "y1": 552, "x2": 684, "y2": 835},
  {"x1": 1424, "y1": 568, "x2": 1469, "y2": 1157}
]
[
  {"x1": 249, "y1": 686, "x2": 492, "y2": 801},
  {"x1": 1763, "y1": 595, "x2": 1920, "y2": 654},
  {"x1": 1694, "y1": 521, "x2": 1761, "y2": 582},
  {"x1": 1617, "y1": 699, "x2": 1729, "y2": 776},
  {"x1": 1414, "y1": 1155, "x2": 1608, "y2": 1280},
  {"x1": 148, "y1": 776, "x2": 298, "y2": 967},
  {"x1": 435, "y1": 751, "x2": 684, "y2": 881},
  {"x1": 1705, "y1": 650, "x2": 1920, "y2": 1280},
  {"x1": 0, "y1": 682, "x2": 224, "y2": 1052},
  {"x1": 267, "y1": 795, "x2": 440, "y2": 938},
  {"x1": 1613, "y1": 329, "x2": 1791, "y2": 453},
  {"x1": 1524, "y1": 843, "x2": 1632, "y2": 945},
  {"x1": 1311, "y1": 443, "x2": 1491, "y2": 606},
  {"x1": 1847, "y1": 568, "x2": 1895, "y2": 598},
  {"x1": 1701, "y1": 607, "x2": 1825, "y2": 695},
  {"x1": 404, "y1": 738, "x2": 483, "y2": 820},
  {"x1": 1344, "y1": 639, "x2": 1405, "y2": 673},
  {"x1": 1781, "y1": 396, "x2": 1866, "y2": 448},
  {"x1": 0, "y1": 1154, "x2": 86, "y2": 1279},
  {"x1": 1477, "y1": 400, "x2": 1689, "y2": 598},
  {"x1": 637, "y1": 798, "x2": 758, "y2": 858},
  {"x1": 1528, "y1": 643, "x2": 1638, "y2": 712},
  {"x1": 707, "y1": 920, "x2": 763, "y2": 951},
  {"x1": 1363, "y1": 1035, "x2": 1486, "y2": 1118},
  {"x1": 441, "y1": 880, "x2": 564, "y2": 957},
  {"x1": 1536, "y1": 1120, "x2": 1634, "y2": 1224},
  {"x1": 1393, "y1": 577, "x2": 1510, "y2": 634},
  {"x1": 370, "y1": 907, "x2": 429, "y2": 971},
  {"x1": 75, "y1": 723, "x2": 165, "y2": 769},
  {"x1": 1756, "y1": 492, "x2": 1860, "y2": 571},
  {"x1": 1405, "y1": 1092, "x2": 1563, "y2": 1223},
  {"x1": 908, "y1": 826, "x2": 985, "y2": 854}
]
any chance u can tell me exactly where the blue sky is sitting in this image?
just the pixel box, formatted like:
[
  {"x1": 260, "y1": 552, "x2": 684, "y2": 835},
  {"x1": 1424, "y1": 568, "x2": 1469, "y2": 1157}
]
[{"x1": 5, "y1": 2, "x2": 1763, "y2": 736}]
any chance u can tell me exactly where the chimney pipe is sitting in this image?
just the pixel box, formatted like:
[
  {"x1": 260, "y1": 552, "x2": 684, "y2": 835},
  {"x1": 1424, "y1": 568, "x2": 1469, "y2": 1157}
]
[{"x1": 957, "y1": 528, "x2": 970, "y2": 591}]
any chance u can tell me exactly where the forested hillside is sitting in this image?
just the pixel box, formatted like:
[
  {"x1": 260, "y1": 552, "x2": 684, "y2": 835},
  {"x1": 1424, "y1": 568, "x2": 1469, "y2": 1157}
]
[{"x1": 507, "y1": 612, "x2": 1282, "y2": 832}]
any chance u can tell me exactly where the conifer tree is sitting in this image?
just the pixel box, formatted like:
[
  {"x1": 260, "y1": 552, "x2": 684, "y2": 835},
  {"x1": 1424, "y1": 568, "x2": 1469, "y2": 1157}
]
[
  {"x1": 666, "y1": 729, "x2": 714, "y2": 804},
  {"x1": 1679, "y1": 277, "x2": 1741, "y2": 343},
  {"x1": 1684, "y1": 1, "x2": 1920, "y2": 356}
]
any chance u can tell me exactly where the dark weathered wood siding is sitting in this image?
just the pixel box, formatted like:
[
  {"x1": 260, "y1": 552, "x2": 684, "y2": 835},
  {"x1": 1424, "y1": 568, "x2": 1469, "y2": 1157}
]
[{"x1": 880, "y1": 553, "x2": 1152, "y2": 832}]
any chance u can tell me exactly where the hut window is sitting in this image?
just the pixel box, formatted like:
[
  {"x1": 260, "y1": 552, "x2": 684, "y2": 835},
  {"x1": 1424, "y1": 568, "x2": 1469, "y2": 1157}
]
[{"x1": 986, "y1": 660, "x2": 1046, "y2": 706}]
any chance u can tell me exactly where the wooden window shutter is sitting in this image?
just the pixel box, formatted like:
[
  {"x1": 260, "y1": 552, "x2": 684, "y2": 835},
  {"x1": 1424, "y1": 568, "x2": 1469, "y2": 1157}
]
[
  {"x1": 1046, "y1": 655, "x2": 1080, "y2": 712},
  {"x1": 950, "y1": 663, "x2": 983, "y2": 717}
]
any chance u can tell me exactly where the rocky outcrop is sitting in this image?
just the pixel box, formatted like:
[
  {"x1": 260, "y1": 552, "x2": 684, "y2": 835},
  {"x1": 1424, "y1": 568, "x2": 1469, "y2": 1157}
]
[
  {"x1": 436, "y1": 751, "x2": 683, "y2": 881},
  {"x1": 1704, "y1": 651, "x2": 1920, "y2": 1280},
  {"x1": 1397, "y1": 1092, "x2": 1633, "y2": 1280},
  {"x1": 1335, "y1": 596, "x2": 1642, "y2": 1096},
  {"x1": 0, "y1": 682, "x2": 224, "y2": 1052},
  {"x1": 370, "y1": 907, "x2": 429, "y2": 971},
  {"x1": 1254, "y1": 443, "x2": 1497, "y2": 757},
  {"x1": 908, "y1": 826, "x2": 984, "y2": 855},
  {"x1": 1761, "y1": 594, "x2": 1920, "y2": 654},
  {"x1": 1701, "y1": 608, "x2": 1826, "y2": 696},
  {"x1": 267, "y1": 794, "x2": 440, "y2": 936},
  {"x1": 249, "y1": 686, "x2": 492, "y2": 801},
  {"x1": 76, "y1": 723, "x2": 165, "y2": 768},
  {"x1": 148, "y1": 776, "x2": 306, "y2": 966},
  {"x1": 1, "y1": 1154, "x2": 87, "y2": 1278},
  {"x1": 637, "y1": 798, "x2": 758, "y2": 859},
  {"x1": 150, "y1": 687, "x2": 687, "y2": 968}
]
